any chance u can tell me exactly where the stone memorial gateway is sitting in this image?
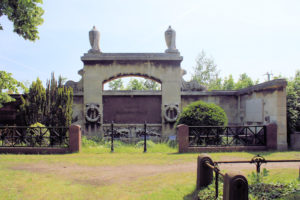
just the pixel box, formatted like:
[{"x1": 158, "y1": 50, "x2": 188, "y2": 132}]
[{"x1": 66, "y1": 26, "x2": 288, "y2": 150}]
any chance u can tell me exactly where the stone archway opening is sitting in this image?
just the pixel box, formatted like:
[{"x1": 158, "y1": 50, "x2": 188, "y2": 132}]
[
  {"x1": 102, "y1": 75, "x2": 162, "y2": 125},
  {"x1": 103, "y1": 75, "x2": 162, "y2": 91}
]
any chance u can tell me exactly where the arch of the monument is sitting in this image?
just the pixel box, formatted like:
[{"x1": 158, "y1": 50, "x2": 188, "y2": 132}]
[
  {"x1": 81, "y1": 53, "x2": 183, "y2": 136},
  {"x1": 103, "y1": 73, "x2": 162, "y2": 87}
]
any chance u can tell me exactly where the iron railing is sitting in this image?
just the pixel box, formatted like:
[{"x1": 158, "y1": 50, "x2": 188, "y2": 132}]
[
  {"x1": 204, "y1": 155, "x2": 300, "y2": 199},
  {"x1": 189, "y1": 126, "x2": 266, "y2": 147},
  {"x1": 0, "y1": 126, "x2": 69, "y2": 148},
  {"x1": 103, "y1": 121, "x2": 161, "y2": 152}
]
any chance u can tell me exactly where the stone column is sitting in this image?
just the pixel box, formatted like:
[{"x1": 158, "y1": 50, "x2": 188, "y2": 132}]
[
  {"x1": 276, "y1": 88, "x2": 288, "y2": 150},
  {"x1": 161, "y1": 64, "x2": 182, "y2": 136},
  {"x1": 83, "y1": 64, "x2": 103, "y2": 136}
]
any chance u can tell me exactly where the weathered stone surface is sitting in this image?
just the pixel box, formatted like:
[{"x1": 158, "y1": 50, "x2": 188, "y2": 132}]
[{"x1": 165, "y1": 26, "x2": 179, "y2": 54}]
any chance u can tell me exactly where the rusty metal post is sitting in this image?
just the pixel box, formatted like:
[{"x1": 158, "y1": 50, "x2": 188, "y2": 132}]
[
  {"x1": 111, "y1": 121, "x2": 114, "y2": 153},
  {"x1": 196, "y1": 155, "x2": 214, "y2": 190},
  {"x1": 143, "y1": 121, "x2": 147, "y2": 153},
  {"x1": 223, "y1": 173, "x2": 248, "y2": 200}
]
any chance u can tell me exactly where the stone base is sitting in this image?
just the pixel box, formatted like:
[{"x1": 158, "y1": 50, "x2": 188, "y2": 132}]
[
  {"x1": 277, "y1": 143, "x2": 288, "y2": 151},
  {"x1": 290, "y1": 133, "x2": 300, "y2": 150}
]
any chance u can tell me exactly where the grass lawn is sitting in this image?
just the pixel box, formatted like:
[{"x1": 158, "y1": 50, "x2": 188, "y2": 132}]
[{"x1": 0, "y1": 143, "x2": 299, "y2": 200}]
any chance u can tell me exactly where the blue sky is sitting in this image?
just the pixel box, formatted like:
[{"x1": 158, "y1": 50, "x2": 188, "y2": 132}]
[{"x1": 1, "y1": 0, "x2": 300, "y2": 86}]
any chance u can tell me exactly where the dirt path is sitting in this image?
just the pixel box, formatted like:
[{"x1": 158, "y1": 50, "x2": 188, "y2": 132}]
[{"x1": 10, "y1": 161, "x2": 300, "y2": 186}]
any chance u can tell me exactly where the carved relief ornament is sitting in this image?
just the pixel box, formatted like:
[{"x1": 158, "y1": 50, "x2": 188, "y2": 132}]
[
  {"x1": 164, "y1": 103, "x2": 180, "y2": 123},
  {"x1": 85, "y1": 103, "x2": 101, "y2": 123}
]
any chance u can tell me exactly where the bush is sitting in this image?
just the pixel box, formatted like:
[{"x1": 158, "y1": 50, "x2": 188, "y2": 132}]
[{"x1": 176, "y1": 101, "x2": 228, "y2": 126}]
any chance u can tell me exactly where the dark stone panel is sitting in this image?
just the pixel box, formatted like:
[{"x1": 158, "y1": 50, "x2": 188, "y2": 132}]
[{"x1": 103, "y1": 95, "x2": 162, "y2": 123}]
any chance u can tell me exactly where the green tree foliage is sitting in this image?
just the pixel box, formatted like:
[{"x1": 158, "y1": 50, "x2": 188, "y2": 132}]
[
  {"x1": 143, "y1": 79, "x2": 161, "y2": 90},
  {"x1": 192, "y1": 51, "x2": 221, "y2": 90},
  {"x1": 19, "y1": 73, "x2": 73, "y2": 127},
  {"x1": 19, "y1": 78, "x2": 46, "y2": 125},
  {"x1": 191, "y1": 51, "x2": 259, "y2": 90},
  {"x1": 108, "y1": 79, "x2": 124, "y2": 90},
  {"x1": 0, "y1": 70, "x2": 27, "y2": 108},
  {"x1": 0, "y1": 0, "x2": 44, "y2": 41},
  {"x1": 126, "y1": 78, "x2": 144, "y2": 90},
  {"x1": 176, "y1": 100, "x2": 228, "y2": 126},
  {"x1": 234, "y1": 73, "x2": 256, "y2": 89},
  {"x1": 286, "y1": 70, "x2": 300, "y2": 133},
  {"x1": 107, "y1": 78, "x2": 160, "y2": 90},
  {"x1": 222, "y1": 74, "x2": 235, "y2": 90}
]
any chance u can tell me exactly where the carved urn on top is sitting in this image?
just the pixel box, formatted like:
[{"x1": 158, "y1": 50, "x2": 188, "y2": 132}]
[
  {"x1": 88, "y1": 26, "x2": 101, "y2": 53},
  {"x1": 165, "y1": 26, "x2": 179, "y2": 54}
]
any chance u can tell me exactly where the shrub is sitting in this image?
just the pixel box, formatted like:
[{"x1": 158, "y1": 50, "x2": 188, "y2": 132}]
[{"x1": 176, "y1": 101, "x2": 228, "y2": 126}]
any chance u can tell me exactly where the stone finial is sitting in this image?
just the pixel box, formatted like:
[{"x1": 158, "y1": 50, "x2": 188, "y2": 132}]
[
  {"x1": 88, "y1": 26, "x2": 101, "y2": 53},
  {"x1": 165, "y1": 26, "x2": 179, "y2": 54}
]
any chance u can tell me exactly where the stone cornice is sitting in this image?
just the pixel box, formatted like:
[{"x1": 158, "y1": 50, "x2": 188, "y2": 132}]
[{"x1": 81, "y1": 53, "x2": 183, "y2": 65}]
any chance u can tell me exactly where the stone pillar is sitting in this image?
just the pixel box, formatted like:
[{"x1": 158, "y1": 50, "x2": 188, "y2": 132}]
[
  {"x1": 83, "y1": 64, "x2": 103, "y2": 137},
  {"x1": 69, "y1": 125, "x2": 81, "y2": 153},
  {"x1": 276, "y1": 88, "x2": 288, "y2": 150},
  {"x1": 266, "y1": 123, "x2": 277, "y2": 150},
  {"x1": 161, "y1": 65, "x2": 182, "y2": 136},
  {"x1": 223, "y1": 173, "x2": 248, "y2": 200},
  {"x1": 196, "y1": 155, "x2": 214, "y2": 190},
  {"x1": 177, "y1": 124, "x2": 189, "y2": 153}
]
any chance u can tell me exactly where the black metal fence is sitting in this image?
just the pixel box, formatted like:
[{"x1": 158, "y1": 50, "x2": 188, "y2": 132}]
[
  {"x1": 189, "y1": 126, "x2": 266, "y2": 147},
  {"x1": 199, "y1": 154, "x2": 300, "y2": 199},
  {"x1": 0, "y1": 126, "x2": 69, "y2": 148},
  {"x1": 103, "y1": 122, "x2": 161, "y2": 152}
]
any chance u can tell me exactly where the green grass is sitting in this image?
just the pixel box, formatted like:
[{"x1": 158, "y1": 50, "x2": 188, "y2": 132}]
[{"x1": 0, "y1": 142, "x2": 299, "y2": 200}]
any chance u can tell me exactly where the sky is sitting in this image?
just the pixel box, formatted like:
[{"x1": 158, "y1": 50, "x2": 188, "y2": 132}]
[{"x1": 1, "y1": 0, "x2": 300, "y2": 87}]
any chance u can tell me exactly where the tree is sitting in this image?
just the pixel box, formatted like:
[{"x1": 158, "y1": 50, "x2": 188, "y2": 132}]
[
  {"x1": 45, "y1": 73, "x2": 73, "y2": 127},
  {"x1": 143, "y1": 79, "x2": 161, "y2": 90},
  {"x1": 222, "y1": 75, "x2": 235, "y2": 90},
  {"x1": 19, "y1": 73, "x2": 73, "y2": 127},
  {"x1": 234, "y1": 73, "x2": 255, "y2": 89},
  {"x1": 108, "y1": 79, "x2": 124, "y2": 90},
  {"x1": 0, "y1": 70, "x2": 27, "y2": 108},
  {"x1": 192, "y1": 50, "x2": 221, "y2": 90},
  {"x1": 0, "y1": 0, "x2": 44, "y2": 41},
  {"x1": 126, "y1": 78, "x2": 145, "y2": 90},
  {"x1": 19, "y1": 78, "x2": 46, "y2": 125}
]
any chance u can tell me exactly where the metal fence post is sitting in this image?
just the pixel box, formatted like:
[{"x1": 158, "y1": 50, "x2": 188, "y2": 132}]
[
  {"x1": 111, "y1": 121, "x2": 114, "y2": 153},
  {"x1": 143, "y1": 121, "x2": 147, "y2": 153}
]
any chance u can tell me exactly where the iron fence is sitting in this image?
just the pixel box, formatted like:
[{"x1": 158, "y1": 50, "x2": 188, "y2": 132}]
[
  {"x1": 0, "y1": 126, "x2": 69, "y2": 148},
  {"x1": 103, "y1": 122, "x2": 161, "y2": 152},
  {"x1": 189, "y1": 125, "x2": 266, "y2": 147},
  {"x1": 201, "y1": 155, "x2": 300, "y2": 199}
]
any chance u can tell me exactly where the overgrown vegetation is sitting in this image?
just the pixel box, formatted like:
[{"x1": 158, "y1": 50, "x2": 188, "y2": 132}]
[
  {"x1": 176, "y1": 100, "x2": 228, "y2": 126},
  {"x1": 198, "y1": 168, "x2": 300, "y2": 200},
  {"x1": 18, "y1": 73, "x2": 73, "y2": 127},
  {"x1": 81, "y1": 136, "x2": 178, "y2": 153}
]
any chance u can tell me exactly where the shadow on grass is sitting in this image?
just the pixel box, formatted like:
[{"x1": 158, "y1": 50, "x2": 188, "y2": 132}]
[{"x1": 183, "y1": 188, "x2": 199, "y2": 200}]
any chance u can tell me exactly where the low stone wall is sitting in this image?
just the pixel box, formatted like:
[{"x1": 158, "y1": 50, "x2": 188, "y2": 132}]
[
  {"x1": 177, "y1": 123, "x2": 277, "y2": 153},
  {"x1": 0, "y1": 125, "x2": 82, "y2": 154}
]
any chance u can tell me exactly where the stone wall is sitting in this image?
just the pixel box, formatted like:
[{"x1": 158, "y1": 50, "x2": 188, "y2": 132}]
[{"x1": 181, "y1": 91, "x2": 238, "y2": 125}]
